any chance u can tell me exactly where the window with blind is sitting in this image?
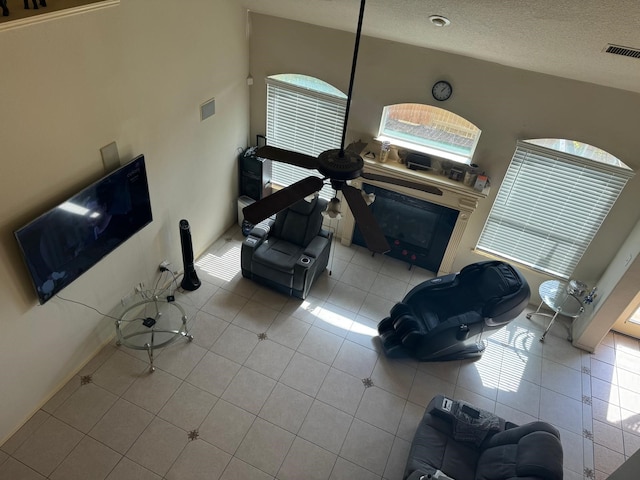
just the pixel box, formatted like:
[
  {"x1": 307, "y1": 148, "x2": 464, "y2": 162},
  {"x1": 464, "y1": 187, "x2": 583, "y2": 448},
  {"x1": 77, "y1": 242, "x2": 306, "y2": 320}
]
[
  {"x1": 476, "y1": 139, "x2": 634, "y2": 278},
  {"x1": 266, "y1": 74, "x2": 347, "y2": 200}
]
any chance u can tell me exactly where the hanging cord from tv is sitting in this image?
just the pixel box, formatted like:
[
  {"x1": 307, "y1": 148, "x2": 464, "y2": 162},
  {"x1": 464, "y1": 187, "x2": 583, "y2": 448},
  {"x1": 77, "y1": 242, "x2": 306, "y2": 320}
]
[
  {"x1": 56, "y1": 266, "x2": 183, "y2": 320},
  {"x1": 55, "y1": 294, "x2": 145, "y2": 322}
]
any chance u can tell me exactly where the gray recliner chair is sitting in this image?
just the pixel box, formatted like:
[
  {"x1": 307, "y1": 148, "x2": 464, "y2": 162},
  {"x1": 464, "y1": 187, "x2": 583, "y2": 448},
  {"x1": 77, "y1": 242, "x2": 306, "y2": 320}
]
[
  {"x1": 405, "y1": 395, "x2": 564, "y2": 480},
  {"x1": 241, "y1": 195, "x2": 332, "y2": 299}
]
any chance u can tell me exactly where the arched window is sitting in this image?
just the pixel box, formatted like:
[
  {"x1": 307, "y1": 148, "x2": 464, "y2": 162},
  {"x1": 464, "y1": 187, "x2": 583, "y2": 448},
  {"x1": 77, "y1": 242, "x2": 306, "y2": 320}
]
[
  {"x1": 377, "y1": 104, "x2": 481, "y2": 165},
  {"x1": 266, "y1": 74, "x2": 347, "y2": 199},
  {"x1": 477, "y1": 139, "x2": 634, "y2": 278}
]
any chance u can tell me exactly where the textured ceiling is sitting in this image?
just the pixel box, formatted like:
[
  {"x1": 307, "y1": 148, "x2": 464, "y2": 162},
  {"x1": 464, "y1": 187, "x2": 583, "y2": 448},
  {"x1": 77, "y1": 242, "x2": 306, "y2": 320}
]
[{"x1": 242, "y1": 0, "x2": 640, "y2": 94}]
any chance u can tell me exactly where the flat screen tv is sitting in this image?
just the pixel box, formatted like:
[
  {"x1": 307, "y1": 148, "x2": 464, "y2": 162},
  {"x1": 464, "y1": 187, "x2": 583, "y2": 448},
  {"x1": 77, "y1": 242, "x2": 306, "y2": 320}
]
[{"x1": 15, "y1": 155, "x2": 153, "y2": 305}]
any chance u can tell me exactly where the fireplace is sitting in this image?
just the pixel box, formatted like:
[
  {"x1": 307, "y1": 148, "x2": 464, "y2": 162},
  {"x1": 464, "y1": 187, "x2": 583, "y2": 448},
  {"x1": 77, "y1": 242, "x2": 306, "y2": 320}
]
[
  {"x1": 340, "y1": 148, "x2": 489, "y2": 276},
  {"x1": 352, "y1": 184, "x2": 458, "y2": 272}
]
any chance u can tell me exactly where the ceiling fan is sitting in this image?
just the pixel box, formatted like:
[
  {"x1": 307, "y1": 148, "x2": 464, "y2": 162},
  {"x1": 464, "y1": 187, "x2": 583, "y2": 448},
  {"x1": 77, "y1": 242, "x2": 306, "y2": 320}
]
[{"x1": 242, "y1": 0, "x2": 443, "y2": 254}]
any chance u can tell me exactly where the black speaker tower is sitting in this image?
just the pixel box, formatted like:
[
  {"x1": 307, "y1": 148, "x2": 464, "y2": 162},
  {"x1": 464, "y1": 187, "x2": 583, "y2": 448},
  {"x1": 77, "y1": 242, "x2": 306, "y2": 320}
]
[{"x1": 179, "y1": 219, "x2": 201, "y2": 291}]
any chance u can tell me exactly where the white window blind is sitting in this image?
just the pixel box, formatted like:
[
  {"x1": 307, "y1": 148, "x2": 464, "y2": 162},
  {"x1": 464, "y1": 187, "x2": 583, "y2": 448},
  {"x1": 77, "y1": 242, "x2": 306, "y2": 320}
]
[
  {"x1": 477, "y1": 140, "x2": 634, "y2": 278},
  {"x1": 266, "y1": 76, "x2": 347, "y2": 200}
]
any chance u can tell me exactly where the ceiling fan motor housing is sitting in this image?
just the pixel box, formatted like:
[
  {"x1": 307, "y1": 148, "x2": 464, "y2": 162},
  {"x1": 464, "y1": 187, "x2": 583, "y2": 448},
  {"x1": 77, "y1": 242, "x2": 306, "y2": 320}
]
[{"x1": 317, "y1": 149, "x2": 364, "y2": 181}]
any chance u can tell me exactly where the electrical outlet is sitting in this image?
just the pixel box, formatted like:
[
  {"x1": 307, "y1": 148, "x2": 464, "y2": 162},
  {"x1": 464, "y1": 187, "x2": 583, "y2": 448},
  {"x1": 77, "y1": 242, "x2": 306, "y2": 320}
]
[
  {"x1": 159, "y1": 260, "x2": 171, "y2": 272},
  {"x1": 135, "y1": 282, "x2": 145, "y2": 293}
]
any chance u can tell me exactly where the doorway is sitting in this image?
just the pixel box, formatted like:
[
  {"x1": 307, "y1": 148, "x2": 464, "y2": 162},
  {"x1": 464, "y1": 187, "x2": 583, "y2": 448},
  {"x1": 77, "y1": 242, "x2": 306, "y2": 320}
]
[{"x1": 611, "y1": 290, "x2": 640, "y2": 339}]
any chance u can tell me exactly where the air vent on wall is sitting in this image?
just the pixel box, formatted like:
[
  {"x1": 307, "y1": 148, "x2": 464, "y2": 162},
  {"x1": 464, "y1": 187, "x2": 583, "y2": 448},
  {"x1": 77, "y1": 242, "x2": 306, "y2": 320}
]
[
  {"x1": 200, "y1": 98, "x2": 216, "y2": 121},
  {"x1": 604, "y1": 44, "x2": 640, "y2": 59}
]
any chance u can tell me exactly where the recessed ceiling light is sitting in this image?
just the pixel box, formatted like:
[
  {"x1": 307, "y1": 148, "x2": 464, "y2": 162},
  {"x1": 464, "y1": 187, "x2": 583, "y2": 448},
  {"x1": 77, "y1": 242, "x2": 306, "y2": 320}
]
[{"x1": 429, "y1": 15, "x2": 451, "y2": 27}]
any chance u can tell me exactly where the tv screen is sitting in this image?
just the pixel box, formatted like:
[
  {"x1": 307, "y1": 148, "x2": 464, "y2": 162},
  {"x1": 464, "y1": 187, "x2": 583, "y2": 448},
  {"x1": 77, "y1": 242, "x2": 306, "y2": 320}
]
[{"x1": 15, "y1": 155, "x2": 153, "y2": 304}]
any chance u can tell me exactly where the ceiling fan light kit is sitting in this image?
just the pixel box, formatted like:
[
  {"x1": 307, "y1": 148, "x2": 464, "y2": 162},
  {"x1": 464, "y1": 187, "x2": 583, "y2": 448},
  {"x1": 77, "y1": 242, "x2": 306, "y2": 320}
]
[
  {"x1": 244, "y1": 0, "x2": 448, "y2": 255},
  {"x1": 322, "y1": 197, "x2": 343, "y2": 219},
  {"x1": 361, "y1": 190, "x2": 375, "y2": 206}
]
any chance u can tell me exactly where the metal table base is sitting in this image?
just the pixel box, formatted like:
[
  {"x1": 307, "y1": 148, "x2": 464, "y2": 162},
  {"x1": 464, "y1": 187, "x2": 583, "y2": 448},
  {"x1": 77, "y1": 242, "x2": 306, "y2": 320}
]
[
  {"x1": 116, "y1": 296, "x2": 194, "y2": 372},
  {"x1": 526, "y1": 280, "x2": 584, "y2": 343}
]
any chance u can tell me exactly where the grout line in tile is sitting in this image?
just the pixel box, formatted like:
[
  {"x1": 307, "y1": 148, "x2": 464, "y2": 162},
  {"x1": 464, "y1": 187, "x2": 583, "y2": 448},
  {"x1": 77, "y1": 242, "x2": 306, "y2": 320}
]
[{"x1": 5, "y1": 229, "x2": 640, "y2": 480}]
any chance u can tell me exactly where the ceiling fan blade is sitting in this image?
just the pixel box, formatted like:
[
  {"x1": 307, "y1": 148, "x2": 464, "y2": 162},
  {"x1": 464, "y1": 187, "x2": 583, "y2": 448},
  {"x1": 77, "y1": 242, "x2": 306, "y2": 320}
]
[
  {"x1": 243, "y1": 176, "x2": 325, "y2": 225},
  {"x1": 255, "y1": 146, "x2": 319, "y2": 170},
  {"x1": 342, "y1": 184, "x2": 390, "y2": 254},
  {"x1": 360, "y1": 172, "x2": 443, "y2": 196}
]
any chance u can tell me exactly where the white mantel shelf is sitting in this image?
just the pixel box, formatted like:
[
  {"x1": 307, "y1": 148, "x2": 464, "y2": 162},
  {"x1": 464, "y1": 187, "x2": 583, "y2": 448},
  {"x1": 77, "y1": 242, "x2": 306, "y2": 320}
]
[
  {"x1": 341, "y1": 155, "x2": 489, "y2": 276},
  {"x1": 362, "y1": 157, "x2": 488, "y2": 212}
]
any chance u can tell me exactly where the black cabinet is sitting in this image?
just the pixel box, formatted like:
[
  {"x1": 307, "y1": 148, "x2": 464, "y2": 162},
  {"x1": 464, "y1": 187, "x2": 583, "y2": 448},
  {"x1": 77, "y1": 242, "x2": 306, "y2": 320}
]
[{"x1": 239, "y1": 148, "x2": 272, "y2": 201}]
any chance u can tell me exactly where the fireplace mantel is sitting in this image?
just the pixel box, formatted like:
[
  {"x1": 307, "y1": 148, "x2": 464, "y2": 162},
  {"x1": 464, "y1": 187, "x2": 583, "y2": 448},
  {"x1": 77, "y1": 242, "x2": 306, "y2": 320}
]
[{"x1": 341, "y1": 154, "x2": 489, "y2": 276}]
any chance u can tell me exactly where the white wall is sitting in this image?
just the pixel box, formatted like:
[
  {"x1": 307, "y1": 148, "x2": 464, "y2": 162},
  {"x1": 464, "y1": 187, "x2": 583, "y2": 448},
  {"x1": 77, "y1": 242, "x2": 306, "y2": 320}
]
[
  {"x1": 248, "y1": 13, "x2": 640, "y2": 305},
  {"x1": 573, "y1": 217, "x2": 640, "y2": 350},
  {"x1": 0, "y1": 0, "x2": 249, "y2": 442}
]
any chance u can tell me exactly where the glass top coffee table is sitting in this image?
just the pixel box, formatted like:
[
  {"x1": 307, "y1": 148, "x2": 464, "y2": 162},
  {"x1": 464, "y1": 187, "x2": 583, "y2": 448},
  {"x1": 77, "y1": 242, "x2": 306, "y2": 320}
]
[
  {"x1": 116, "y1": 296, "x2": 193, "y2": 372},
  {"x1": 526, "y1": 279, "x2": 585, "y2": 342}
]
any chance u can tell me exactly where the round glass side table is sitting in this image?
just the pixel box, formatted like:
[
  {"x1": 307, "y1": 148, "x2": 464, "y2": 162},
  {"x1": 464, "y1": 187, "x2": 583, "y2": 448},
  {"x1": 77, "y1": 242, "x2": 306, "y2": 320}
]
[
  {"x1": 526, "y1": 279, "x2": 584, "y2": 342},
  {"x1": 115, "y1": 296, "x2": 193, "y2": 372}
]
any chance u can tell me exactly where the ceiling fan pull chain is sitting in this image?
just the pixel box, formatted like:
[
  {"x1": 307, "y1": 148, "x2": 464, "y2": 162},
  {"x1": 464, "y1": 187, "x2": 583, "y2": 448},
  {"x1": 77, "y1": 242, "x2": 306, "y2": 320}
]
[{"x1": 340, "y1": 0, "x2": 367, "y2": 156}]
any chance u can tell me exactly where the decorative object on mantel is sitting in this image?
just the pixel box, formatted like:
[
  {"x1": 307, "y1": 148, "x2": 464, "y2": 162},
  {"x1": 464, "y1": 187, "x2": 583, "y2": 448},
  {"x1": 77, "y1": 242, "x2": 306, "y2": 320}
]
[
  {"x1": 463, "y1": 164, "x2": 479, "y2": 186},
  {"x1": 405, "y1": 152, "x2": 432, "y2": 171},
  {"x1": 379, "y1": 141, "x2": 391, "y2": 163},
  {"x1": 387, "y1": 145, "x2": 401, "y2": 163},
  {"x1": 473, "y1": 173, "x2": 489, "y2": 191},
  {"x1": 448, "y1": 167, "x2": 464, "y2": 182}
]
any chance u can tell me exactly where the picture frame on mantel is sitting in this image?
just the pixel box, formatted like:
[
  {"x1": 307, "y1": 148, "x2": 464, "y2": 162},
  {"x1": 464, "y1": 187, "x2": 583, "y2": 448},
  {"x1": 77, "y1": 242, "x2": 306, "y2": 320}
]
[{"x1": 0, "y1": 0, "x2": 118, "y2": 31}]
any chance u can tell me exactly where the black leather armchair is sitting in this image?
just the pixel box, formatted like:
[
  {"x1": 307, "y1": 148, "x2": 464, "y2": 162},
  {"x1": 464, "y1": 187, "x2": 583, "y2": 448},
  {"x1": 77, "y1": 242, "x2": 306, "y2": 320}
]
[
  {"x1": 378, "y1": 261, "x2": 530, "y2": 361},
  {"x1": 241, "y1": 195, "x2": 332, "y2": 299}
]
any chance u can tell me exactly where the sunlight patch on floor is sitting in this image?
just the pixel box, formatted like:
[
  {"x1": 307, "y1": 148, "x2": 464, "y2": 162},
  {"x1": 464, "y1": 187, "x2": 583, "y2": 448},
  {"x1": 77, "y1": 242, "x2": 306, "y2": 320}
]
[
  {"x1": 486, "y1": 324, "x2": 535, "y2": 393},
  {"x1": 195, "y1": 246, "x2": 242, "y2": 282},
  {"x1": 495, "y1": 324, "x2": 537, "y2": 353},
  {"x1": 498, "y1": 349, "x2": 529, "y2": 392},
  {"x1": 350, "y1": 320, "x2": 378, "y2": 337},
  {"x1": 474, "y1": 346, "x2": 502, "y2": 390},
  {"x1": 615, "y1": 348, "x2": 640, "y2": 429},
  {"x1": 313, "y1": 304, "x2": 354, "y2": 332}
]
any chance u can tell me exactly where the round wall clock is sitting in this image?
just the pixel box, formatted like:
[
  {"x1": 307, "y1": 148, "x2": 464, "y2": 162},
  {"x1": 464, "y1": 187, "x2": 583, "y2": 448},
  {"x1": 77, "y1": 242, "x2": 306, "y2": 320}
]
[{"x1": 432, "y1": 80, "x2": 453, "y2": 101}]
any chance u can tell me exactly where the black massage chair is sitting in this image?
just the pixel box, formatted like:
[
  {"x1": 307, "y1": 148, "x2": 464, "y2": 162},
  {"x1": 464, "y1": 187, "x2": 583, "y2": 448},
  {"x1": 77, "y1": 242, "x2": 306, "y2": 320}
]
[{"x1": 378, "y1": 261, "x2": 530, "y2": 361}]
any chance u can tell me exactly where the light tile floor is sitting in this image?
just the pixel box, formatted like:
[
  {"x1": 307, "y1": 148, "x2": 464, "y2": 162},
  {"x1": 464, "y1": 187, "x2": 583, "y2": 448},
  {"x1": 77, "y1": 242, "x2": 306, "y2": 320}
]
[{"x1": 2, "y1": 227, "x2": 639, "y2": 479}]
